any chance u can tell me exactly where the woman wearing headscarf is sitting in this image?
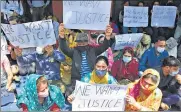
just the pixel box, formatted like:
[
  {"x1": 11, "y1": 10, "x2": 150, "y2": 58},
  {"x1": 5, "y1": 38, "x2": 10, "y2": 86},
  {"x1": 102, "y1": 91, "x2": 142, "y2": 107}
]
[
  {"x1": 81, "y1": 56, "x2": 117, "y2": 84},
  {"x1": 16, "y1": 74, "x2": 65, "y2": 111},
  {"x1": 67, "y1": 56, "x2": 117, "y2": 104},
  {"x1": 125, "y1": 69, "x2": 162, "y2": 111},
  {"x1": 111, "y1": 47, "x2": 139, "y2": 85},
  {"x1": 135, "y1": 34, "x2": 151, "y2": 60}
]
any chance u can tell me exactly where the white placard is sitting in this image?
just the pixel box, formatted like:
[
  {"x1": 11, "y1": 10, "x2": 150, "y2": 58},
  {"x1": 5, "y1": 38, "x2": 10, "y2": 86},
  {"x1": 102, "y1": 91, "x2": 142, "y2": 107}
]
[
  {"x1": 151, "y1": 6, "x2": 177, "y2": 27},
  {"x1": 123, "y1": 6, "x2": 148, "y2": 27},
  {"x1": 1, "y1": 34, "x2": 10, "y2": 54},
  {"x1": 63, "y1": 1, "x2": 111, "y2": 30},
  {"x1": 72, "y1": 81, "x2": 127, "y2": 111},
  {"x1": 1, "y1": 20, "x2": 56, "y2": 48},
  {"x1": 114, "y1": 33, "x2": 143, "y2": 50}
]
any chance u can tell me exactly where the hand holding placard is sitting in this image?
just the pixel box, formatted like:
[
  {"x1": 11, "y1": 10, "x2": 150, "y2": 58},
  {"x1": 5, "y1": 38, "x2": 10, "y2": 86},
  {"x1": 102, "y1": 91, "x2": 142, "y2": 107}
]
[
  {"x1": 105, "y1": 25, "x2": 112, "y2": 40},
  {"x1": 59, "y1": 23, "x2": 65, "y2": 38}
]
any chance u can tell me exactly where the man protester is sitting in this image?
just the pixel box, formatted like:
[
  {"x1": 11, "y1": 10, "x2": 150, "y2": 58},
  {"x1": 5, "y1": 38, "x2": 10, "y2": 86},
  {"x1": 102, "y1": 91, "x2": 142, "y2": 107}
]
[
  {"x1": 154, "y1": 56, "x2": 181, "y2": 110},
  {"x1": 59, "y1": 23, "x2": 112, "y2": 97},
  {"x1": 139, "y1": 36, "x2": 169, "y2": 76}
]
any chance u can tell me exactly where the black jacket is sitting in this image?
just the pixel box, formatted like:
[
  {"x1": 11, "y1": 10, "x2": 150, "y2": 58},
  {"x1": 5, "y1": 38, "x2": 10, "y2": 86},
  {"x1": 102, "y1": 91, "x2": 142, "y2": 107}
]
[{"x1": 59, "y1": 37, "x2": 110, "y2": 95}]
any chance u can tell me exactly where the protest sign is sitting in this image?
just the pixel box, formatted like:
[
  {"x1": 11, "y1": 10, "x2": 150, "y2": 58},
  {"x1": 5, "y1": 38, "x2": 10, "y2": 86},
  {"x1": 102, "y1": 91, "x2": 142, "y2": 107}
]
[
  {"x1": 1, "y1": 34, "x2": 10, "y2": 54},
  {"x1": 1, "y1": 19, "x2": 56, "y2": 48},
  {"x1": 114, "y1": 33, "x2": 143, "y2": 50},
  {"x1": 151, "y1": 6, "x2": 177, "y2": 27},
  {"x1": 123, "y1": 6, "x2": 148, "y2": 27},
  {"x1": 63, "y1": 1, "x2": 111, "y2": 30},
  {"x1": 72, "y1": 81, "x2": 127, "y2": 111}
]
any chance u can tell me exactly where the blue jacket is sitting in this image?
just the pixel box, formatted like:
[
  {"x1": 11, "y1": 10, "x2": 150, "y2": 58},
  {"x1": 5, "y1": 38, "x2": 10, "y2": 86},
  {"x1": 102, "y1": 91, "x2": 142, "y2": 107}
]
[
  {"x1": 17, "y1": 50, "x2": 65, "y2": 80},
  {"x1": 139, "y1": 47, "x2": 169, "y2": 72}
]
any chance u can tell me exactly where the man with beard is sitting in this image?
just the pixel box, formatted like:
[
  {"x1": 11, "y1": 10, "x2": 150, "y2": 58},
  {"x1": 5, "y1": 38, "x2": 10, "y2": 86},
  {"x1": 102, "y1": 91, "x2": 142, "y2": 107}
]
[{"x1": 59, "y1": 23, "x2": 112, "y2": 96}]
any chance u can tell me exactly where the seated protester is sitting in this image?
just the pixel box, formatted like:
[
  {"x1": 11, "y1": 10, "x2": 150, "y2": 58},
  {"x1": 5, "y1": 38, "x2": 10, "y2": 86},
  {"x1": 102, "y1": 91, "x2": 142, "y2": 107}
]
[
  {"x1": 139, "y1": 36, "x2": 169, "y2": 75},
  {"x1": 111, "y1": 47, "x2": 139, "y2": 85},
  {"x1": 14, "y1": 45, "x2": 65, "y2": 86},
  {"x1": 59, "y1": 23, "x2": 112, "y2": 96},
  {"x1": 16, "y1": 74, "x2": 65, "y2": 111},
  {"x1": 135, "y1": 34, "x2": 151, "y2": 60},
  {"x1": 96, "y1": 34, "x2": 114, "y2": 71},
  {"x1": 60, "y1": 58, "x2": 72, "y2": 95},
  {"x1": 166, "y1": 37, "x2": 178, "y2": 58},
  {"x1": 125, "y1": 69, "x2": 162, "y2": 111},
  {"x1": 178, "y1": 44, "x2": 181, "y2": 62},
  {"x1": 67, "y1": 56, "x2": 117, "y2": 104},
  {"x1": 154, "y1": 56, "x2": 181, "y2": 110},
  {"x1": 1, "y1": 0, "x2": 23, "y2": 21},
  {"x1": 1, "y1": 54, "x2": 20, "y2": 111},
  {"x1": 81, "y1": 56, "x2": 117, "y2": 84},
  {"x1": 119, "y1": 0, "x2": 138, "y2": 34},
  {"x1": 174, "y1": 11, "x2": 181, "y2": 43}
]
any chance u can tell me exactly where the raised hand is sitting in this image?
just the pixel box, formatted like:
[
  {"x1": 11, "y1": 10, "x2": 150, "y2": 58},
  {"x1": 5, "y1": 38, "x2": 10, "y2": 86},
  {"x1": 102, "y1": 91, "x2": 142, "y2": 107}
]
[{"x1": 59, "y1": 23, "x2": 65, "y2": 38}]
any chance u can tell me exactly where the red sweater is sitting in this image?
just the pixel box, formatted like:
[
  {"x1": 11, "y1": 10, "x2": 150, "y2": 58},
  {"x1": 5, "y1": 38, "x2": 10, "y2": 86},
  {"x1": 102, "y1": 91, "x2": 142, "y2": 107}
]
[{"x1": 111, "y1": 58, "x2": 139, "y2": 81}]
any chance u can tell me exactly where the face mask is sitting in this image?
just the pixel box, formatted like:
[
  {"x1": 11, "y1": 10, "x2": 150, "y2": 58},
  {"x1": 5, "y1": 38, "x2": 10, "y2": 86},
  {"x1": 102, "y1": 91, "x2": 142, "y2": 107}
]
[
  {"x1": 38, "y1": 89, "x2": 49, "y2": 98},
  {"x1": 95, "y1": 69, "x2": 107, "y2": 77},
  {"x1": 36, "y1": 47, "x2": 44, "y2": 54},
  {"x1": 122, "y1": 56, "x2": 132, "y2": 63},
  {"x1": 157, "y1": 47, "x2": 165, "y2": 53},
  {"x1": 170, "y1": 70, "x2": 179, "y2": 76},
  {"x1": 76, "y1": 46, "x2": 87, "y2": 52}
]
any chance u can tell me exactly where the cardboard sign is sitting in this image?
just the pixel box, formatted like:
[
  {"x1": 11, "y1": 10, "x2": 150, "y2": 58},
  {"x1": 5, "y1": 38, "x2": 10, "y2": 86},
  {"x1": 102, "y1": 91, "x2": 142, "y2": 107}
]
[
  {"x1": 63, "y1": 1, "x2": 111, "y2": 30},
  {"x1": 151, "y1": 6, "x2": 177, "y2": 27},
  {"x1": 114, "y1": 33, "x2": 143, "y2": 50},
  {"x1": 72, "y1": 81, "x2": 127, "y2": 111},
  {"x1": 123, "y1": 6, "x2": 148, "y2": 27},
  {"x1": 1, "y1": 20, "x2": 56, "y2": 48}
]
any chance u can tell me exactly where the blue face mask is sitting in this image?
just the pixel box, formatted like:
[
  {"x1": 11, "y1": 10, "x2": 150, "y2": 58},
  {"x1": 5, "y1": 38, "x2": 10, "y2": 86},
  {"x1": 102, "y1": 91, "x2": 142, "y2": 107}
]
[
  {"x1": 95, "y1": 69, "x2": 107, "y2": 77},
  {"x1": 122, "y1": 56, "x2": 132, "y2": 63},
  {"x1": 170, "y1": 70, "x2": 179, "y2": 76}
]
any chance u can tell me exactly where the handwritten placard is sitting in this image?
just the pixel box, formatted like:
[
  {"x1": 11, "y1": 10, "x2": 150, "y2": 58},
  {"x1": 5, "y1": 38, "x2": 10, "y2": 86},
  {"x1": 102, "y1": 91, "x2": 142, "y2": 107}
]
[
  {"x1": 151, "y1": 6, "x2": 177, "y2": 27},
  {"x1": 63, "y1": 1, "x2": 111, "y2": 30},
  {"x1": 114, "y1": 33, "x2": 143, "y2": 50},
  {"x1": 1, "y1": 20, "x2": 56, "y2": 48},
  {"x1": 1, "y1": 34, "x2": 10, "y2": 54},
  {"x1": 72, "y1": 81, "x2": 127, "y2": 111},
  {"x1": 123, "y1": 6, "x2": 148, "y2": 27}
]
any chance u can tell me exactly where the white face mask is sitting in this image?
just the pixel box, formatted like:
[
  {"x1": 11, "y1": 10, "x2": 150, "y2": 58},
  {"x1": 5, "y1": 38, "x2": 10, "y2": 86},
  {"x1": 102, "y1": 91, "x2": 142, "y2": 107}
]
[
  {"x1": 36, "y1": 47, "x2": 44, "y2": 54},
  {"x1": 157, "y1": 47, "x2": 165, "y2": 53},
  {"x1": 170, "y1": 70, "x2": 179, "y2": 76},
  {"x1": 122, "y1": 56, "x2": 132, "y2": 63},
  {"x1": 38, "y1": 89, "x2": 49, "y2": 98}
]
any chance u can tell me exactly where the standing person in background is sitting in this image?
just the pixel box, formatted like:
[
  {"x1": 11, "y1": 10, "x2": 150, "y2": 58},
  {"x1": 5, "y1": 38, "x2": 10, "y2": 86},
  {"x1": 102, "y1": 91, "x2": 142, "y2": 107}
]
[
  {"x1": 119, "y1": 0, "x2": 138, "y2": 34},
  {"x1": 27, "y1": 0, "x2": 50, "y2": 21},
  {"x1": 59, "y1": 23, "x2": 112, "y2": 97},
  {"x1": 1, "y1": 0, "x2": 23, "y2": 22}
]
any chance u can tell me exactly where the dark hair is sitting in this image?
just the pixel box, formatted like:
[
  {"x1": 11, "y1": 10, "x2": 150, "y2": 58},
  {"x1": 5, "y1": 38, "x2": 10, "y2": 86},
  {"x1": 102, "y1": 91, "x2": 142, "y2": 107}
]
[
  {"x1": 95, "y1": 56, "x2": 109, "y2": 66},
  {"x1": 123, "y1": 47, "x2": 134, "y2": 56},
  {"x1": 143, "y1": 73, "x2": 158, "y2": 84},
  {"x1": 123, "y1": 0, "x2": 130, "y2": 5},
  {"x1": 155, "y1": 36, "x2": 166, "y2": 43},
  {"x1": 138, "y1": 0, "x2": 145, "y2": 6},
  {"x1": 152, "y1": 0, "x2": 160, "y2": 5},
  {"x1": 162, "y1": 56, "x2": 181, "y2": 67}
]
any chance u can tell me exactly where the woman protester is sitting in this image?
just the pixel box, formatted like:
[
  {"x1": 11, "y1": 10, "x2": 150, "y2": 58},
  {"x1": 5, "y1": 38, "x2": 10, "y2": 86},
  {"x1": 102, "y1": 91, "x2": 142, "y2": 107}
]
[
  {"x1": 125, "y1": 69, "x2": 162, "y2": 111},
  {"x1": 16, "y1": 74, "x2": 65, "y2": 111}
]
